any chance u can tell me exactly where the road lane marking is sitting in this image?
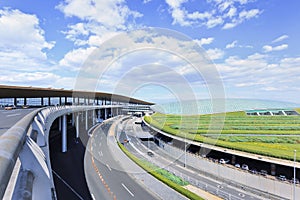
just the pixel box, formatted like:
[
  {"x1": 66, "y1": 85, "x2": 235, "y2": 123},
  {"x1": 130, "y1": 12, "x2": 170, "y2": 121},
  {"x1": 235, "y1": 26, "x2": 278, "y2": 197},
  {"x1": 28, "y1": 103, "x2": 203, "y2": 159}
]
[
  {"x1": 121, "y1": 183, "x2": 134, "y2": 197},
  {"x1": 6, "y1": 113, "x2": 21, "y2": 117},
  {"x1": 106, "y1": 164, "x2": 112, "y2": 171},
  {"x1": 52, "y1": 170, "x2": 84, "y2": 200}
]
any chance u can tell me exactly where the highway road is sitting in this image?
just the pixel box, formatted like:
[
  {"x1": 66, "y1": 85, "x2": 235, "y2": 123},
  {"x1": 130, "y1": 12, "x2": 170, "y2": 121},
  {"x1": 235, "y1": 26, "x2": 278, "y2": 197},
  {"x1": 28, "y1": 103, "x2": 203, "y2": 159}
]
[
  {"x1": 84, "y1": 120, "x2": 160, "y2": 200},
  {"x1": 0, "y1": 108, "x2": 37, "y2": 135},
  {"x1": 121, "y1": 117, "x2": 264, "y2": 200}
]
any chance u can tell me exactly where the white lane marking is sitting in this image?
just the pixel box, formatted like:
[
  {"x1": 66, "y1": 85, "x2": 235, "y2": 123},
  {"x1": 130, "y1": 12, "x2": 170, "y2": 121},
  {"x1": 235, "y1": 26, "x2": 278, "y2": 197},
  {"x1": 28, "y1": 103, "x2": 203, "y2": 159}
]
[
  {"x1": 6, "y1": 113, "x2": 21, "y2": 117},
  {"x1": 52, "y1": 170, "x2": 84, "y2": 200},
  {"x1": 98, "y1": 151, "x2": 103, "y2": 157},
  {"x1": 106, "y1": 164, "x2": 112, "y2": 171},
  {"x1": 91, "y1": 194, "x2": 96, "y2": 200},
  {"x1": 122, "y1": 183, "x2": 134, "y2": 197}
]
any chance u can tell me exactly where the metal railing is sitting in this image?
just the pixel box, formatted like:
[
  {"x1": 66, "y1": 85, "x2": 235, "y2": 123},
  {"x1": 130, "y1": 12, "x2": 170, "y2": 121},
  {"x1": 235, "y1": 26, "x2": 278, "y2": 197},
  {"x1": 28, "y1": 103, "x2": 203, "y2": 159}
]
[
  {"x1": 0, "y1": 104, "x2": 123, "y2": 199},
  {"x1": 0, "y1": 108, "x2": 42, "y2": 198}
]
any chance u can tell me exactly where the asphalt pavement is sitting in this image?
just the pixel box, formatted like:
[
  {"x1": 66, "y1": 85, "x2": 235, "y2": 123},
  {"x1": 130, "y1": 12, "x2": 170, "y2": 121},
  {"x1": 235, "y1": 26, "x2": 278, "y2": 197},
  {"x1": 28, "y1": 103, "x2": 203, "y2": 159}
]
[
  {"x1": 0, "y1": 108, "x2": 36, "y2": 135},
  {"x1": 122, "y1": 118, "x2": 266, "y2": 200}
]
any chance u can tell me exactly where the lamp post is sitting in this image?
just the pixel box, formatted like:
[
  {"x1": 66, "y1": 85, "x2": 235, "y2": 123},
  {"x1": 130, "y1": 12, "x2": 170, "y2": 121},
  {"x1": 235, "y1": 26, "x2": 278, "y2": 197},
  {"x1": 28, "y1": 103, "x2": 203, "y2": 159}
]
[
  {"x1": 294, "y1": 149, "x2": 296, "y2": 200},
  {"x1": 184, "y1": 137, "x2": 187, "y2": 168}
]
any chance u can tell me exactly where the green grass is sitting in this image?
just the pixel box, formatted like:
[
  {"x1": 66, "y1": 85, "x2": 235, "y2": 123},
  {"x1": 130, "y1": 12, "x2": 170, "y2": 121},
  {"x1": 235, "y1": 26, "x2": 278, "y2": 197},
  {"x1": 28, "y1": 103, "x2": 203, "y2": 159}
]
[
  {"x1": 144, "y1": 110, "x2": 300, "y2": 161},
  {"x1": 117, "y1": 142, "x2": 203, "y2": 200}
]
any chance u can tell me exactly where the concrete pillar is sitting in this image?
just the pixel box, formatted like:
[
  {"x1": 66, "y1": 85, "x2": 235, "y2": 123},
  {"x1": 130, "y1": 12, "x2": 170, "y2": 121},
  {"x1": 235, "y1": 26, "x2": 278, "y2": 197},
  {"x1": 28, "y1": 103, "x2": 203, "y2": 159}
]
[
  {"x1": 58, "y1": 117, "x2": 62, "y2": 131},
  {"x1": 105, "y1": 108, "x2": 107, "y2": 120},
  {"x1": 72, "y1": 113, "x2": 75, "y2": 126},
  {"x1": 85, "y1": 110, "x2": 88, "y2": 130},
  {"x1": 59, "y1": 97, "x2": 62, "y2": 105},
  {"x1": 92, "y1": 110, "x2": 95, "y2": 125},
  {"x1": 62, "y1": 115, "x2": 67, "y2": 153},
  {"x1": 76, "y1": 114, "x2": 79, "y2": 138},
  {"x1": 41, "y1": 97, "x2": 44, "y2": 106},
  {"x1": 24, "y1": 98, "x2": 27, "y2": 106},
  {"x1": 98, "y1": 110, "x2": 100, "y2": 121},
  {"x1": 48, "y1": 97, "x2": 51, "y2": 106},
  {"x1": 14, "y1": 97, "x2": 17, "y2": 106}
]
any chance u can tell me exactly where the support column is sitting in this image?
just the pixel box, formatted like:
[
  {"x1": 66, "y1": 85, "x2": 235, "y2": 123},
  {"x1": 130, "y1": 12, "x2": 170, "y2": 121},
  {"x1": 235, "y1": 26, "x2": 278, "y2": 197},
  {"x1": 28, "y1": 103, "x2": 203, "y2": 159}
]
[
  {"x1": 24, "y1": 98, "x2": 27, "y2": 106},
  {"x1": 85, "y1": 110, "x2": 88, "y2": 130},
  {"x1": 14, "y1": 97, "x2": 17, "y2": 106},
  {"x1": 59, "y1": 97, "x2": 62, "y2": 105},
  {"x1": 105, "y1": 108, "x2": 107, "y2": 120},
  {"x1": 98, "y1": 110, "x2": 101, "y2": 122},
  {"x1": 92, "y1": 110, "x2": 95, "y2": 125},
  {"x1": 72, "y1": 113, "x2": 75, "y2": 126},
  {"x1": 58, "y1": 117, "x2": 62, "y2": 131},
  {"x1": 62, "y1": 115, "x2": 67, "y2": 153},
  {"x1": 76, "y1": 114, "x2": 79, "y2": 138},
  {"x1": 41, "y1": 97, "x2": 44, "y2": 106},
  {"x1": 48, "y1": 97, "x2": 51, "y2": 106}
]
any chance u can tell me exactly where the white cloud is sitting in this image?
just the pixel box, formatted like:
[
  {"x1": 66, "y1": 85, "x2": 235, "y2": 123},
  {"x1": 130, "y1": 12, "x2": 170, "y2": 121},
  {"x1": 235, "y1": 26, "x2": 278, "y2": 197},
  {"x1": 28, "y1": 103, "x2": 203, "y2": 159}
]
[
  {"x1": 194, "y1": 37, "x2": 214, "y2": 46},
  {"x1": 0, "y1": 8, "x2": 55, "y2": 72},
  {"x1": 226, "y1": 40, "x2": 238, "y2": 49},
  {"x1": 223, "y1": 8, "x2": 261, "y2": 29},
  {"x1": 165, "y1": 0, "x2": 262, "y2": 29},
  {"x1": 263, "y1": 44, "x2": 288, "y2": 52},
  {"x1": 0, "y1": 9, "x2": 54, "y2": 58},
  {"x1": 225, "y1": 6, "x2": 237, "y2": 18},
  {"x1": 57, "y1": 0, "x2": 142, "y2": 29},
  {"x1": 59, "y1": 47, "x2": 96, "y2": 70},
  {"x1": 239, "y1": 9, "x2": 260, "y2": 20},
  {"x1": 205, "y1": 16, "x2": 224, "y2": 28},
  {"x1": 206, "y1": 48, "x2": 224, "y2": 60},
  {"x1": 272, "y1": 34, "x2": 289, "y2": 43}
]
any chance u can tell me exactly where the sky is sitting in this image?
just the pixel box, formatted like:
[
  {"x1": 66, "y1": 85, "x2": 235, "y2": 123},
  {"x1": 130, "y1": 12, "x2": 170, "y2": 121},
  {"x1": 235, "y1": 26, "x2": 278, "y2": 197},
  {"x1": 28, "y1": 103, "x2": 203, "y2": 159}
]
[{"x1": 0, "y1": 0, "x2": 300, "y2": 104}]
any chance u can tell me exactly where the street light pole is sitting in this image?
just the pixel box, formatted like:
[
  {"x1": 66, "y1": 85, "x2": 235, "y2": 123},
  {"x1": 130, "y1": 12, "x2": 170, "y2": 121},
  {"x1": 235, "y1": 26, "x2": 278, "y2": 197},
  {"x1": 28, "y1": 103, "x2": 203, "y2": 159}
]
[
  {"x1": 184, "y1": 138, "x2": 187, "y2": 168},
  {"x1": 294, "y1": 149, "x2": 296, "y2": 200}
]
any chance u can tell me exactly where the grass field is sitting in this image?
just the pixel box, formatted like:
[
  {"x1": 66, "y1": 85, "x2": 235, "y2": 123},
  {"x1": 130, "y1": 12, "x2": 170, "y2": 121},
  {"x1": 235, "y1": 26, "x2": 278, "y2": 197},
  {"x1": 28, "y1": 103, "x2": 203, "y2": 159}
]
[{"x1": 144, "y1": 111, "x2": 300, "y2": 161}]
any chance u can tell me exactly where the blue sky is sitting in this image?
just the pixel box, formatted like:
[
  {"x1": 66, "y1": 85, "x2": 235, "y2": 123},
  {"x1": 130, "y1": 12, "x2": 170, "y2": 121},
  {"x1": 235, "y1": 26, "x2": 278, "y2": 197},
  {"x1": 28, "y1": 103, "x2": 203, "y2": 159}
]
[{"x1": 0, "y1": 0, "x2": 300, "y2": 103}]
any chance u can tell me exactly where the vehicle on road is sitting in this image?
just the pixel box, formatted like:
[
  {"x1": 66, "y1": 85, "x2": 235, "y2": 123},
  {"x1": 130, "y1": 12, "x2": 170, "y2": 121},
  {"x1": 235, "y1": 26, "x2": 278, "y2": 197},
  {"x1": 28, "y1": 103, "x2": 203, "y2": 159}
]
[
  {"x1": 278, "y1": 175, "x2": 287, "y2": 181},
  {"x1": 147, "y1": 151, "x2": 154, "y2": 157},
  {"x1": 235, "y1": 163, "x2": 240, "y2": 168},
  {"x1": 242, "y1": 164, "x2": 249, "y2": 170},
  {"x1": 290, "y1": 178, "x2": 299, "y2": 184},
  {"x1": 249, "y1": 169, "x2": 258, "y2": 174},
  {"x1": 260, "y1": 170, "x2": 268, "y2": 176},
  {"x1": 219, "y1": 159, "x2": 229, "y2": 164},
  {"x1": 4, "y1": 105, "x2": 16, "y2": 110}
]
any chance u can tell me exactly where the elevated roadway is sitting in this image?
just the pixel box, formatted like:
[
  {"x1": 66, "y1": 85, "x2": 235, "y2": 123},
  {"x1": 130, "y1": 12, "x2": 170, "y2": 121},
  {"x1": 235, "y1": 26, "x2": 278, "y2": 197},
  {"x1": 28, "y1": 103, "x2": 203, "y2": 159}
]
[
  {"x1": 85, "y1": 120, "x2": 159, "y2": 200},
  {"x1": 0, "y1": 108, "x2": 36, "y2": 135}
]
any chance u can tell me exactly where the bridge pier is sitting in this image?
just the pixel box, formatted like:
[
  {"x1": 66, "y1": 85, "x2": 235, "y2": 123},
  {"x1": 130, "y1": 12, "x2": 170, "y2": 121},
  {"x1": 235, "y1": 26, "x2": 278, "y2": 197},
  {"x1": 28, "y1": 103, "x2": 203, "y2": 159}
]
[
  {"x1": 85, "y1": 110, "x2": 88, "y2": 130},
  {"x1": 62, "y1": 115, "x2": 67, "y2": 153},
  {"x1": 76, "y1": 114, "x2": 79, "y2": 138}
]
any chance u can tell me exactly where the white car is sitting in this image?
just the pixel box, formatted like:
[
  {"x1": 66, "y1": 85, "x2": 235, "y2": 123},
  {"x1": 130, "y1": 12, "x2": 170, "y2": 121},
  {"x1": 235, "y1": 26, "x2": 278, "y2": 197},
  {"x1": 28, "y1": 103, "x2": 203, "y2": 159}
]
[
  {"x1": 242, "y1": 164, "x2": 249, "y2": 170},
  {"x1": 219, "y1": 159, "x2": 229, "y2": 164}
]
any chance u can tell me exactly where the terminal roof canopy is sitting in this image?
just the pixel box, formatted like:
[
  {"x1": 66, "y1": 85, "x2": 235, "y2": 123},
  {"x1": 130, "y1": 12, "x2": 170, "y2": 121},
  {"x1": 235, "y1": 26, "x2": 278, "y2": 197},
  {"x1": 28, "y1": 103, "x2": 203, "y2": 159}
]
[{"x1": 0, "y1": 85, "x2": 153, "y2": 105}]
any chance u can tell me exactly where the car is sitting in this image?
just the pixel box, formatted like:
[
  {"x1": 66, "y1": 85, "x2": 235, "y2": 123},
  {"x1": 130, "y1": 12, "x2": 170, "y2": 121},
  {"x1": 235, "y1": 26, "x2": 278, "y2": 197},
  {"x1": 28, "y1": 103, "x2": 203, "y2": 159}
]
[
  {"x1": 278, "y1": 175, "x2": 287, "y2": 181},
  {"x1": 241, "y1": 164, "x2": 249, "y2": 170},
  {"x1": 147, "y1": 151, "x2": 154, "y2": 157},
  {"x1": 4, "y1": 105, "x2": 16, "y2": 110},
  {"x1": 235, "y1": 163, "x2": 240, "y2": 168},
  {"x1": 250, "y1": 169, "x2": 258, "y2": 174},
  {"x1": 219, "y1": 159, "x2": 230, "y2": 164},
  {"x1": 290, "y1": 178, "x2": 299, "y2": 184},
  {"x1": 260, "y1": 170, "x2": 268, "y2": 176}
]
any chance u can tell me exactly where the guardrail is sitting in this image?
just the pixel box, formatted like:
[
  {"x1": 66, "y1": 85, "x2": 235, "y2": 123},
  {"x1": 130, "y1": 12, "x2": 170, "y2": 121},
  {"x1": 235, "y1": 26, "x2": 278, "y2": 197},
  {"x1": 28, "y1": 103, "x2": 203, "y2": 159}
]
[
  {"x1": 0, "y1": 105, "x2": 123, "y2": 199},
  {"x1": 0, "y1": 108, "x2": 43, "y2": 198}
]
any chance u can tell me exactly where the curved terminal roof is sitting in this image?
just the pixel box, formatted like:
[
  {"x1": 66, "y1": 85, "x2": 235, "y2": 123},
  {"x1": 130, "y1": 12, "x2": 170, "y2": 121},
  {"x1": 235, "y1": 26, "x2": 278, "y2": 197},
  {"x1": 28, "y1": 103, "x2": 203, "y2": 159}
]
[{"x1": 0, "y1": 85, "x2": 154, "y2": 105}]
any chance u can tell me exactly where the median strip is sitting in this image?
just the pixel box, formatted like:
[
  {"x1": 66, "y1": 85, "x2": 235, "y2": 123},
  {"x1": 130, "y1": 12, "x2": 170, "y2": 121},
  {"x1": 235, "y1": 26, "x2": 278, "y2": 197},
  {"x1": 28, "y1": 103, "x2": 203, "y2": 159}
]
[{"x1": 117, "y1": 142, "x2": 204, "y2": 200}]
